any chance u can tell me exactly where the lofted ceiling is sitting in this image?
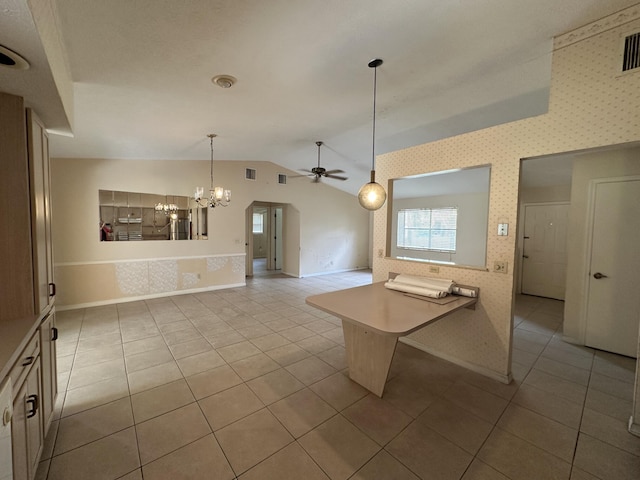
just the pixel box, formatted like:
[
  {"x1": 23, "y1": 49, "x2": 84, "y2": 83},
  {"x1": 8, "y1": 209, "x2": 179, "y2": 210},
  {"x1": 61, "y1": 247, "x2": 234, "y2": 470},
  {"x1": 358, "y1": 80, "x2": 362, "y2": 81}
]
[{"x1": 1, "y1": 0, "x2": 636, "y2": 195}]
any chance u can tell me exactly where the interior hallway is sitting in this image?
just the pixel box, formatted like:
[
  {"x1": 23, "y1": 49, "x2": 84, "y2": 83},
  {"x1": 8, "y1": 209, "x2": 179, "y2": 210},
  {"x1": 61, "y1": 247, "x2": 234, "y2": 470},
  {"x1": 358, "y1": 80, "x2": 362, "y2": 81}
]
[{"x1": 37, "y1": 270, "x2": 639, "y2": 479}]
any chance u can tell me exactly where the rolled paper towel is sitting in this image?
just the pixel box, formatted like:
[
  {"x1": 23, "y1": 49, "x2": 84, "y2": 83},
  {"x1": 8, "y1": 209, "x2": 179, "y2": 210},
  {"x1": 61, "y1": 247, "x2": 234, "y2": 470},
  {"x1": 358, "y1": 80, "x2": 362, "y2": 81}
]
[
  {"x1": 384, "y1": 281, "x2": 449, "y2": 298},
  {"x1": 390, "y1": 274, "x2": 454, "y2": 293}
]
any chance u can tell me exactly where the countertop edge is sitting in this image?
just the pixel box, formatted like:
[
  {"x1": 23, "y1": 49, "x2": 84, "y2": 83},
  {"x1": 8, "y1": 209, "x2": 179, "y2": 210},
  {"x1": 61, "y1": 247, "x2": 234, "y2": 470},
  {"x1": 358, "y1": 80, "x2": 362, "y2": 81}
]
[{"x1": 0, "y1": 311, "x2": 46, "y2": 381}]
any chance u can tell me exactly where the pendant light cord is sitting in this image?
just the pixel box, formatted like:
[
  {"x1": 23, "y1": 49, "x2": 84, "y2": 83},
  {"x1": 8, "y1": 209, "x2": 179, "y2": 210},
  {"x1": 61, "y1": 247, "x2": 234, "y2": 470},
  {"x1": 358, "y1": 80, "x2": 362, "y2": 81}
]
[
  {"x1": 208, "y1": 134, "x2": 216, "y2": 189},
  {"x1": 371, "y1": 64, "x2": 378, "y2": 172}
]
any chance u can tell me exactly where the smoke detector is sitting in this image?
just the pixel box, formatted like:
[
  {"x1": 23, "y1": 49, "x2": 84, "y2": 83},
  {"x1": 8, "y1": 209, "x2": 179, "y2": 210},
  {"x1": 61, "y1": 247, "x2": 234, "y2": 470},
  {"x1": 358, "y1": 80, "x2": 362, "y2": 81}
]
[
  {"x1": 0, "y1": 45, "x2": 30, "y2": 70},
  {"x1": 211, "y1": 75, "x2": 237, "y2": 88}
]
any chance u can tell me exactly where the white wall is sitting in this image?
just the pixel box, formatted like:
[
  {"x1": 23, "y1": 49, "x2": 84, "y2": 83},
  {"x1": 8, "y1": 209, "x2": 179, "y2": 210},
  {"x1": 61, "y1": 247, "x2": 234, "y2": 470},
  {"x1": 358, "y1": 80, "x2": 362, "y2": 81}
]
[
  {"x1": 389, "y1": 192, "x2": 489, "y2": 266},
  {"x1": 51, "y1": 157, "x2": 370, "y2": 306}
]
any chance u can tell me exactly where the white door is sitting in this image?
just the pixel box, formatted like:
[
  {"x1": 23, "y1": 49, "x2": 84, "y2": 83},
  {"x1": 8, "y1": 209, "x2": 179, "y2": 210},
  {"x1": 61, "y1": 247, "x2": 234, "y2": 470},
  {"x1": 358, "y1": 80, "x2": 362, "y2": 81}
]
[
  {"x1": 245, "y1": 205, "x2": 253, "y2": 276},
  {"x1": 522, "y1": 203, "x2": 569, "y2": 300},
  {"x1": 272, "y1": 207, "x2": 283, "y2": 270},
  {"x1": 585, "y1": 179, "x2": 640, "y2": 358}
]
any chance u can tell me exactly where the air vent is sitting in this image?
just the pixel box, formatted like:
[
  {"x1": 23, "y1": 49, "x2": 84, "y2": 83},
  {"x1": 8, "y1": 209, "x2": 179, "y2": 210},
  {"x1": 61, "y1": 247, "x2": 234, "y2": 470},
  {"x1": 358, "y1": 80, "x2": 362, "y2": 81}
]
[
  {"x1": 245, "y1": 168, "x2": 256, "y2": 180},
  {"x1": 278, "y1": 174, "x2": 287, "y2": 185},
  {"x1": 622, "y1": 31, "x2": 640, "y2": 72}
]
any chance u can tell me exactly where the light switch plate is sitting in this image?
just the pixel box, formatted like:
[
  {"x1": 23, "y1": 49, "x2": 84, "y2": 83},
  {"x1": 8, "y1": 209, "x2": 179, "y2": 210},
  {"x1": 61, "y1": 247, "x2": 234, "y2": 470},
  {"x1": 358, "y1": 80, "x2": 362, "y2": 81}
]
[{"x1": 494, "y1": 261, "x2": 508, "y2": 273}]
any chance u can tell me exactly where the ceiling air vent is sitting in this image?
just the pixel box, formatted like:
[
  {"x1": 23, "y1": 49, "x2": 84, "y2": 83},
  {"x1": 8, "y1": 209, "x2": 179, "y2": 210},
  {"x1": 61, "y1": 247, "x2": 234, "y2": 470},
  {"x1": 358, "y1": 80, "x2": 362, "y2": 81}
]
[
  {"x1": 245, "y1": 168, "x2": 256, "y2": 180},
  {"x1": 278, "y1": 174, "x2": 287, "y2": 185},
  {"x1": 622, "y1": 31, "x2": 640, "y2": 72}
]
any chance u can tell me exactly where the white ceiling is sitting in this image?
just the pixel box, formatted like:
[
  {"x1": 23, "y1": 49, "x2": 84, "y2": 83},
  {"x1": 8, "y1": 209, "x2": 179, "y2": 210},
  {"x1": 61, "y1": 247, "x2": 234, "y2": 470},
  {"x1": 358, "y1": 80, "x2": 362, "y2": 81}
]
[{"x1": 1, "y1": 0, "x2": 636, "y2": 195}]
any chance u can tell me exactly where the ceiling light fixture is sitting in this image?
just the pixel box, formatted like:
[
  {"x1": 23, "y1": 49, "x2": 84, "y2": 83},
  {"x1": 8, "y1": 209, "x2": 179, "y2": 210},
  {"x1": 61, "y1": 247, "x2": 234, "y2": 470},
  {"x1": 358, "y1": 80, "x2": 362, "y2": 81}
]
[
  {"x1": 357, "y1": 58, "x2": 387, "y2": 211},
  {"x1": 194, "y1": 134, "x2": 231, "y2": 208},
  {"x1": 0, "y1": 45, "x2": 30, "y2": 70},
  {"x1": 211, "y1": 75, "x2": 237, "y2": 88}
]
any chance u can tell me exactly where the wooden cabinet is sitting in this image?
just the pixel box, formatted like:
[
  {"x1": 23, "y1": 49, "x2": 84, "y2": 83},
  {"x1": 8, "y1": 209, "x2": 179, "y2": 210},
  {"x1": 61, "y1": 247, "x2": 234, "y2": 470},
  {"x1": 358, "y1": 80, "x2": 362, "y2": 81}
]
[
  {"x1": 0, "y1": 93, "x2": 57, "y2": 480},
  {"x1": 27, "y1": 110, "x2": 55, "y2": 316},
  {"x1": 10, "y1": 334, "x2": 43, "y2": 480},
  {"x1": 0, "y1": 93, "x2": 34, "y2": 322},
  {"x1": 39, "y1": 311, "x2": 57, "y2": 433}
]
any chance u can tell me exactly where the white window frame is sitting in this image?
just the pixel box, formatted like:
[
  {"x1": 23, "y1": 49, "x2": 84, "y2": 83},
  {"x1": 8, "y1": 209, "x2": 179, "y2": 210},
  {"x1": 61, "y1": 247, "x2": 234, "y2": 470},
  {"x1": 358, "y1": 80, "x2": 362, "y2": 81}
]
[
  {"x1": 396, "y1": 207, "x2": 458, "y2": 252},
  {"x1": 252, "y1": 213, "x2": 264, "y2": 234}
]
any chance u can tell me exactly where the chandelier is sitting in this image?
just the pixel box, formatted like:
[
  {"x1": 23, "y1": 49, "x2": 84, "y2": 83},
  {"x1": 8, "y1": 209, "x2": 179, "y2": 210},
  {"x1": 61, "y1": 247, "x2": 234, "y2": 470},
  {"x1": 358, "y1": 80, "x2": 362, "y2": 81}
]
[
  {"x1": 154, "y1": 203, "x2": 178, "y2": 217},
  {"x1": 195, "y1": 133, "x2": 231, "y2": 208}
]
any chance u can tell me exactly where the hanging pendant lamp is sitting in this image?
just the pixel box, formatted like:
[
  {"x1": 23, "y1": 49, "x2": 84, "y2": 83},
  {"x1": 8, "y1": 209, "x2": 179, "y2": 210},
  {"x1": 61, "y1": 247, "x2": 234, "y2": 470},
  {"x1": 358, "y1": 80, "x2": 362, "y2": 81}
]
[{"x1": 357, "y1": 58, "x2": 387, "y2": 211}]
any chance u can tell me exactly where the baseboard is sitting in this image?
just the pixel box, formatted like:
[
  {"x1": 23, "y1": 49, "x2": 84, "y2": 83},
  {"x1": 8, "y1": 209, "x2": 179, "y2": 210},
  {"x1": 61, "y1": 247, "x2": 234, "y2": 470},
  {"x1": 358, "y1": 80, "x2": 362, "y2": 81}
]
[
  {"x1": 56, "y1": 282, "x2": 246, "y2": 311},
  {"x1": 300, "y1": 266, "x2": 371, "y2": 278},
  {"x1": 399, "y1": 337, "x2": 512, "y2": 384},
  {"x1": 629, "y1": 416, "x2": 640, "y2": 437}
]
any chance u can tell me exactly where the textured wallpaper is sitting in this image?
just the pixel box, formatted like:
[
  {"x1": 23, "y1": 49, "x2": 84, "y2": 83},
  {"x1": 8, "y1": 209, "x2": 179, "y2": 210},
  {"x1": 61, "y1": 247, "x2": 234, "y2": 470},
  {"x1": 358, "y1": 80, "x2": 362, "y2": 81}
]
[{"x1": 373, "y1": 7, "x2": 640, "y2": 379}]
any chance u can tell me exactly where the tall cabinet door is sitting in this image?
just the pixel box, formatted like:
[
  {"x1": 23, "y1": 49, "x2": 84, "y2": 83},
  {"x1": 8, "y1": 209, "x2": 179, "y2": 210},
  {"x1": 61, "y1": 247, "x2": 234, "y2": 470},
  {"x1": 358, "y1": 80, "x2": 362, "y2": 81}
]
[
  {"x1": 27, "y1": 110, "x2": 55, "y2": 314},
  {"x1": 39, "y1": 310, "x2": 58, "y2": 432}
]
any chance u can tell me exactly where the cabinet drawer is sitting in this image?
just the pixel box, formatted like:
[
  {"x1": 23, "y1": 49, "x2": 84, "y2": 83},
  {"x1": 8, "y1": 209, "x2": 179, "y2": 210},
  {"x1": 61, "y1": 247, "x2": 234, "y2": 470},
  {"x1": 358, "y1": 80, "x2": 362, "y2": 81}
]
[{"x1": 8, "y1": 333, "x2": 40, "y2": 401}]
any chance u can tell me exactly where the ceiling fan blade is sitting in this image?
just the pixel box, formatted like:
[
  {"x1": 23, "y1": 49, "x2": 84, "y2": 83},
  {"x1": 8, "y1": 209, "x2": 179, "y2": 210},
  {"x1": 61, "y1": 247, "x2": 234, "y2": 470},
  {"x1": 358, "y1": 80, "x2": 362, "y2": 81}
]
[
  {"x1": 325, "y1": 174, "x2": 348, "y2": 181},
  {"x1": 323, "y1": 169, "x2": 345, "y2": 175},
  {"x1": 312, "y1": 176, "x2": 321, "y2": 183},
  {"x1": 298, "y1": 168, "x2": 314, "y2": 174},
  {"x1": 290, "y1": 173, "x2": 314, "y2": 178}
]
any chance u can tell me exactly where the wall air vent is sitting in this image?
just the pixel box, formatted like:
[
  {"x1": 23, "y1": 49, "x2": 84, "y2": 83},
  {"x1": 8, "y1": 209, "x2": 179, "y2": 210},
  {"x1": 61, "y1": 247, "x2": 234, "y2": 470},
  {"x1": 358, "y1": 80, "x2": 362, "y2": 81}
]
[
  {"x1": 622, "y1": 31, "x2": 640, "y2": 72},
  {"x1": 278, "y1": 174, "x2": 287, "y2": 185},
  {"x1": 245, "y1": 168, "x2": 256, "y2": 180}
]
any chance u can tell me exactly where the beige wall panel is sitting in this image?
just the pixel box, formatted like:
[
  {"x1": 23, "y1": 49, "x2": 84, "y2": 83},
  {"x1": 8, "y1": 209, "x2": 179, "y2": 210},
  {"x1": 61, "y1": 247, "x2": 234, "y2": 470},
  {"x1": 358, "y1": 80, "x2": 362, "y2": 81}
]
[
  {"x1": 55, "y1": 263, "x2": 117, "y2": 306},
  {"x1": 56, "y1": 255, "x2": 245, "y2": 309}
]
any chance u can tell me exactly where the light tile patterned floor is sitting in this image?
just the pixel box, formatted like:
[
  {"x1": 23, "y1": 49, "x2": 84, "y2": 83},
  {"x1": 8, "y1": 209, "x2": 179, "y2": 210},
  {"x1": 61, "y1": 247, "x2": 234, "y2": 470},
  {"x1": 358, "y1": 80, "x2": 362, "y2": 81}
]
[{"x1": 37, "y1": 271, "x2": 640, "y2": 480}]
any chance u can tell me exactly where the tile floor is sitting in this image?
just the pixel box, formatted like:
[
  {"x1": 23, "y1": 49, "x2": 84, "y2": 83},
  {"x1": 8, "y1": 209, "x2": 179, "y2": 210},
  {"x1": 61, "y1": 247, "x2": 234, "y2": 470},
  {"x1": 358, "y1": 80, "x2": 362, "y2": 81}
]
[{"x1": 36, "y1": 270, "x2": 639, "y2": 479}]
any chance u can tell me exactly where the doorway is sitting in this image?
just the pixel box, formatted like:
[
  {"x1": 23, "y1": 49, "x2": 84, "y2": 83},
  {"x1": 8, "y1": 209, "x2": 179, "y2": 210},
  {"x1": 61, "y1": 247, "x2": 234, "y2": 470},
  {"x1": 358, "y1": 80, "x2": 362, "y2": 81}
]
[{"x1": 245, "y1": 202, "x2": 285, "y2": 277}]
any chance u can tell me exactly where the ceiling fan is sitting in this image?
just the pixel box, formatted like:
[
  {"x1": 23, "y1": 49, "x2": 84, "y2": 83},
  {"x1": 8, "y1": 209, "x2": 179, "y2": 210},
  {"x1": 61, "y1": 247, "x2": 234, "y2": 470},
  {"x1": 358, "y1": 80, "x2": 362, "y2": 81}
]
[{"x1": 298, "y1": 141, "x2": 348, "y2": 183}]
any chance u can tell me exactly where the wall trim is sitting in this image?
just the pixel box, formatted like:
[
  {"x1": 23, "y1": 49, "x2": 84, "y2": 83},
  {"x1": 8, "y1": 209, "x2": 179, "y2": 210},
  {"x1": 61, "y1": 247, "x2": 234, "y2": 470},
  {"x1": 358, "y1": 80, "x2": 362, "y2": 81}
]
[
  {"x1": 629, "y1": 416, "x2": 640, "y2": 437},
  {"x1": 55, "y1": 252, "x2": 245, "y2": 267},
  {"x1": 56, "y1": 282, "x2": 247, "y2": 311},
  {"x1": 399, "y1": 337, "x2": 512, "y2": 384},
  {"x1": 554, "y1": 4, "x2": 640, "y2": 50}
]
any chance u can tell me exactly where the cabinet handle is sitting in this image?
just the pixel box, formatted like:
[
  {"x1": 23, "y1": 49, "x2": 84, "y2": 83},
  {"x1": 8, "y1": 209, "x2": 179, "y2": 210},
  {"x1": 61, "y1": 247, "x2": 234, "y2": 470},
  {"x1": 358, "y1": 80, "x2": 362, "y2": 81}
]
[
  {"x1": 22, "y1": 356, "x2": 35, "y2": 367},
  {"x1": 49, "y1": 283, "x2": 56, "y2": 297},
  {"x1": 52, "y1": 327, "x2": 59, "y2": 341},
  {"x1": 26, "y1": 394, "x2": 38, "y2": 418}
]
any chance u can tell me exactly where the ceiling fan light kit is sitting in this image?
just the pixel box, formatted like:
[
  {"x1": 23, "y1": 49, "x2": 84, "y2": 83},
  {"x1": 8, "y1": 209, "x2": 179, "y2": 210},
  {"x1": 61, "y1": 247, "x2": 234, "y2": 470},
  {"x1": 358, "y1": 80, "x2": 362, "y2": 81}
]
[
  {"x1": 358, "y1": 58, "x2": 387, "y2": 211},
  {"x1": 298, "y1": 141, "x2": 348, "y2": 183}
]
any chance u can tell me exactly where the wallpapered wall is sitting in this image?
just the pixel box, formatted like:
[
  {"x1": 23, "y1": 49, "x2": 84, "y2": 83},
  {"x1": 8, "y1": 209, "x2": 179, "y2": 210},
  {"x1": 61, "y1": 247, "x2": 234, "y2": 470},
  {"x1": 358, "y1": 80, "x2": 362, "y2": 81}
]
[{"x1": 372, "y1": 6, "x2": 640, "y2": 382}]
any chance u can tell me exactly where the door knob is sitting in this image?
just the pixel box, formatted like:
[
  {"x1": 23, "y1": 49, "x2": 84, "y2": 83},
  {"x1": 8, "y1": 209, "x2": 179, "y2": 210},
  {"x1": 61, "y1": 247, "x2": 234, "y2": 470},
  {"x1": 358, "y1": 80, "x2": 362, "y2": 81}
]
[{"x1": 593, "y1": 272, "x2": 608, "y2": 279}]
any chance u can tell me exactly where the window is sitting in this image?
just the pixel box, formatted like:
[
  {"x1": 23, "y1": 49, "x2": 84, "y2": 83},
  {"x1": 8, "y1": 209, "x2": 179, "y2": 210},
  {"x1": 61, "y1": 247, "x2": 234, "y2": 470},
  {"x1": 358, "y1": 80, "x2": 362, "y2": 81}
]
[
  {"x1": 252, "y1": 213, "x2": 263, "y2": 234},
  {"x1": 397, "y1": 207, "x2": 457, "y2": 252}
]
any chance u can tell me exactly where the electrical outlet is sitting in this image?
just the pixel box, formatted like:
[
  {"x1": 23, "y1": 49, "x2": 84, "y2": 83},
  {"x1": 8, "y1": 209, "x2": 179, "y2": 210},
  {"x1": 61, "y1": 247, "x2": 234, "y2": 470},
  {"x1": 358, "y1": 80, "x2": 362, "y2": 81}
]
[
  {"x1": 428, "y1": 265, "x2": 440, "y2": 274},
  {"x1": 493, "y1": 261, "x2": 508, "y2": 273}
]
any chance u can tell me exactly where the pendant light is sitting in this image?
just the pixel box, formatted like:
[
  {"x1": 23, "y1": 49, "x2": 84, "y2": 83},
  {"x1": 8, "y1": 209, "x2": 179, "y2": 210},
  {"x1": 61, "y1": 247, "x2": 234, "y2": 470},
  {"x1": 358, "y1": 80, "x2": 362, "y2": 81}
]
[
  {"x1": 357, "y1": 58, "x2": 387, "y2": 211},
  {"x1": 194, "y1": 133, "x2": 231, "y2": 208}
]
